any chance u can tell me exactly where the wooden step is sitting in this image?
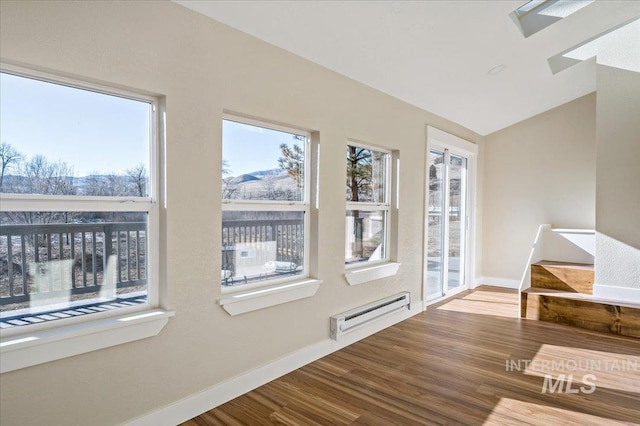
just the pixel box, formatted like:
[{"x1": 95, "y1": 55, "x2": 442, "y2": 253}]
[
  {"x1": 531, "y1": 260, "x2": 594, "y2": 294},
  {"x1": 521, "y1": 287, "x2": 640, "y2": 339}
]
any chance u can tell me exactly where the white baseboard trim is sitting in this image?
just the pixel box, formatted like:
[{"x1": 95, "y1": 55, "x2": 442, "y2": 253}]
[
  {"x1": 125, "y1": 299, "x2": 423, "y2": 426},
  {"x1": 424, "y1": 285, "x2": 470, "y2": 309},
  {"x1": 593, "y1": 284, "x2": 640, "y2": 303},
  {"x1": 474, "y1": 276, "x2": 520, "y2": 290}
]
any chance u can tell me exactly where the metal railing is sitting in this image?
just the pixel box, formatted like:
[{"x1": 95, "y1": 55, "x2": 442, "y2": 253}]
[
  {"x1": 221, "y1": 219, "x2": 304, "y2": 285},
  {"x1": 0, "y1": 222, "x2": 147, "y2": 307},
  {"x1": 0, "y1": 218, "x2": 305, "y2": 304}
]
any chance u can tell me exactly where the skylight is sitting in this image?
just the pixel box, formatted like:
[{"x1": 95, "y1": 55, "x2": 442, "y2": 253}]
[
  {"x1": 513, "y1": 0, "x2": 595, "y2": 37},
  {"x1": 537, "y1": 0, "x2": 594, "y2": 18},
  {"x1": 515, "y1": 1, "x2": 546, "y2": 17},
  {"x1": 562, "y1": 19, "x2": 640, "y2": 73}
]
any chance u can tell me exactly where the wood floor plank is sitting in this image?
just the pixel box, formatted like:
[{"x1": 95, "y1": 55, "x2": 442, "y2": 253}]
[{"x1": 184, "y1": 287, "x2": 640, "y2": 425}]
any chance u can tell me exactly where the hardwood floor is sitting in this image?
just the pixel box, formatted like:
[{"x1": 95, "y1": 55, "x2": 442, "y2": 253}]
[{"x1": 183, "y1": 287, "x2": 640, "y2": 425}]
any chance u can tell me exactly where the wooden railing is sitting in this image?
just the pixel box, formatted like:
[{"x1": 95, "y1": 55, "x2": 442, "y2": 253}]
[{"x1": 0, "y1": 222, "x2": 146, "y2": 307}]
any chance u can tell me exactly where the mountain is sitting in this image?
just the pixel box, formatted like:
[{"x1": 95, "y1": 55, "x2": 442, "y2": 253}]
[
  {"x1": 230, "y1": 174, "x2": 261, "y2": 184},
  {"x1": 250, "y1": 168, "x2": 285, "y2": 178},
  {"x1": 223, "y1": 168, "x2": 300, "y2": 200}
]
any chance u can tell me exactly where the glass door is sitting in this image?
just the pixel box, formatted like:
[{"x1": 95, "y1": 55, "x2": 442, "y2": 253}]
[
  {"x1": 426, "y1": 148, "x2": 468, "y2": 301},
  {"x1": 426, "y1": 150, "x2": 446, "y2": 300},
  {"x1": 448, "y1": 154, "x2": 467, "y2": 291}
]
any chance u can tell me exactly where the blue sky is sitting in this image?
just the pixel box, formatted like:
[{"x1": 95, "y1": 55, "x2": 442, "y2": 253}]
[
  {"x1": 223, "y1": 119, "x2": 305, "y2": 176},
  {"x1": 1, "y1": 72, "x2": 304, "y2": 178},
  {"x1": 0, "y1": 72, "x2": 149, "y2": 177}
]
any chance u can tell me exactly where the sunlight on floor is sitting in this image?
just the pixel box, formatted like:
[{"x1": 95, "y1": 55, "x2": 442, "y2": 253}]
[
  {"x1": 523, "y1": 344, "x2": 640, "y2": 393},
  {"x1": 484, "y1": 397, "x2": 632, "y2": 426},
  {"x1": 436, "y1": 290, "x2": 518, "y2": 318}
]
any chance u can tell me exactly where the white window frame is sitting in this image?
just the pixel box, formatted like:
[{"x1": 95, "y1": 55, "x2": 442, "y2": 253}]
[
  {"x1": 0, "y1": 63, "x2": 172, "y2": 373},
  {"x1": 220, "y1": 116, "x2": 313, "y2": 295},
  {"x1": 344, "y1": 142, "x2": 400, "y2": 285},
  {"x1": 423, "y1": 126, "x2": 478, "y2": 309},
  {"x1": 345, "y1": 142, "x2": 391, "y2": 269}
]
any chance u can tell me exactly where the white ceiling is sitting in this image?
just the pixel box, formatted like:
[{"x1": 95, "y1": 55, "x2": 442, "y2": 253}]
[{"x1": 174, "y1": 1, "x2": 640, "y2": 136}]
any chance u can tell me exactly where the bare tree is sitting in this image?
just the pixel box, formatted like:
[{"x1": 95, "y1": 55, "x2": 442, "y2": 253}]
[
  {"x1": 221, "y1": 159, "x2": 239, "y2": 199},
  {"x1": 109, "y1": 174, "x2": 131, "y2": 197},
  {"x1": 84, "y1": 172, "x2": 133, "y2": 197},
  {"x1": 126, "y1": 164, "x2": 147, "y2": 197},
  {"x1": 3, "y1": 155, "x2": 76, "y2": 224},
  {"x1": 84, "y1": 173, "x2": 109, "y2": 196},
  {"x1": 17, "y1": 155, "x2": 76, "y2": 196},
  {"x1": 222, "y1": 178, "x2": 239, "y2": 199},
  {"x1": 261, "y1": 173, "x2": 286, "y2": 200},
  {"x1": 0, "y1": 142, "x2": 23, "y2": 191}
]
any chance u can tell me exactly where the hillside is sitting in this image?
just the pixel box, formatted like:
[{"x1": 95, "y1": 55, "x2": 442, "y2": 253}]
[{"x1": 223, "y1": 168, "x2": 302, "y2": 201}]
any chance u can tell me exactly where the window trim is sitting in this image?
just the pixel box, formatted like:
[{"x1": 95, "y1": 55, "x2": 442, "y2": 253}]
[
  {"x1": 424, "y1": 126, "x2": 478, "y2": 310},
  {"x1": 0, "y1": 62, "x2": 171, "y2": 371},
  {"x1": 221, "y1": 115, "x2": 312, "y2": 294},
  {"x1": 344, "y1": 262, "x2": 401, "y2": 286},
  {"x1": 1, "y1": 62, "x2": 159, "y2": 107},
  {"x1": 344, "y1": 142, "x2": 393, "y2": 270},
  {"x1": 1, "y1": 308, "x2": 174, "y2": 373},
  {"x1": 218, "y1": 278, "x2": 322, "y2": 315}
]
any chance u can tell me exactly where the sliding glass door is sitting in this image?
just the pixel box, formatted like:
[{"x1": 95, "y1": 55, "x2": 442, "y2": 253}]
[{"x1": 426, "y1": 147, "x2": 469, "y2": 301}]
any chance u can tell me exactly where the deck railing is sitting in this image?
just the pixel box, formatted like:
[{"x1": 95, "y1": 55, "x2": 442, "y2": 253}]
[
  {"x1": 0, "y1": 222, "x2": 147, "y2": 307},
  {"x1": 221, "y1": 219, "x2": 304, "y2": 285},
  {"x1": 0, "y1": 218, "x2": 305, "y2": 305}
]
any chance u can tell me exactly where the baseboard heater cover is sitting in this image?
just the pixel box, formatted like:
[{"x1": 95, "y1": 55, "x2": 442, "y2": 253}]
[{"x1": 330, "y1": 292, "x2": 411, "y2": 340}]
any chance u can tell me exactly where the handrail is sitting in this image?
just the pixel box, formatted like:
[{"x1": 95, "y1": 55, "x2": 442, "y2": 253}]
[
  {"x1": 221, "y1": 219, "x2": 304, "y2": 286},
  {"x1": 518, "y1": 224, "x2": 550, "y2": 293},
  {"x1": 0, "y1": 222, "x2": 147, "y2": 306},
  {"x1": 0, "y1": 222, "x2": 143, "y2": 235},
  {"x1": 1, "y1": 218, "x2": 305, "y2": 304}
]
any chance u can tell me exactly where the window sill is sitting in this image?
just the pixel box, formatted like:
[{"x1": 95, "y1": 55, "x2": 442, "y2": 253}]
[
  {"x1": 218, "y1": 278, "x2": 322, "y2": 316},
  {"x1": 0, "y1": 308, "x2": 174, "y2": 373},
  {"x1": 344, "y1": 262, "x2": 401, "y2": 286}
]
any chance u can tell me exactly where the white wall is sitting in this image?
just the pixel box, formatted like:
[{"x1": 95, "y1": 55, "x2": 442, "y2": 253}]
[
  {"x1": 0, "y1": 2, "x2": 482, "y2": 425},
  {"x1": 482, "y1": 94, "x2": 596, "y2": 281},
  {"x1": 594, "y1": 65, "x2": 640, "y2": 297}
]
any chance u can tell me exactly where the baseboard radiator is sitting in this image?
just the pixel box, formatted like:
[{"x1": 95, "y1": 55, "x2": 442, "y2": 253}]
[{"x1": 330, "y1": 292, "x2": 411, "y2": 340}]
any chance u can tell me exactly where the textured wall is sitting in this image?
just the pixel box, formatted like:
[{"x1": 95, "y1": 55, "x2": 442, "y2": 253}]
[
  {"x1": 482, "y1": 94, "x2": 596, "y2": 281},
  {"x1": 595, "y1": 65, "x2": 640, "y2": 291},
  {"x1": 0, "y1": 1, "x2": 482, "y2": 425}
]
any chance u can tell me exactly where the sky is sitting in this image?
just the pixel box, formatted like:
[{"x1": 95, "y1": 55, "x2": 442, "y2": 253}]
[
  {"x1": 0, "y1": 72, "x2": 304, "y2": 179},
  {"x1": 0, "y1": 72, "x2": 150, "y2": 177},
  {"x1": 223, "y1": 119, "x2": 305, "y2": 177}
]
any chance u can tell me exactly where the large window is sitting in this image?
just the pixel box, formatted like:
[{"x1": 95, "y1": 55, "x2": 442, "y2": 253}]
[
  {"x1": 345, "y1": 144, "x2": 391, "y2": 266},
  {"x1": 221, "y1": 118, "x2": 309, "y2": 289},
  {"x1": 0, "y1": 68, "x2": 158, "y2": 328}
]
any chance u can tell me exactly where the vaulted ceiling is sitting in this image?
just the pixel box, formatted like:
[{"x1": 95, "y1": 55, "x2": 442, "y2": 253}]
[{"x1": 175, "y1": 1, "x2": 640, "y2": 135}]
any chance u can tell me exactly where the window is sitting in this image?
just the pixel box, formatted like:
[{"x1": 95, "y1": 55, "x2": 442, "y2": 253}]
[
  {"x1": 345, "y1": 144, "x2": 391, "y2": 266},
  {"x1": 221, "y1": 117, "x2": 310, "y2": 290},
  {"x1": 0, "y1": 67, "x2": 159, "y2": 329},
  {"x1": 512, "y1": 0, "x2": 594, "y2": 37}
]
